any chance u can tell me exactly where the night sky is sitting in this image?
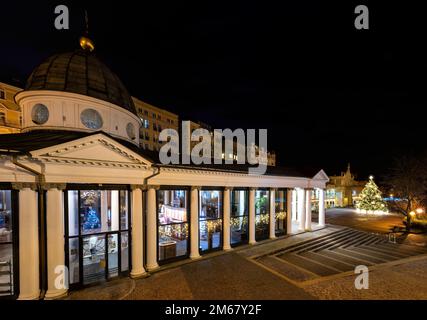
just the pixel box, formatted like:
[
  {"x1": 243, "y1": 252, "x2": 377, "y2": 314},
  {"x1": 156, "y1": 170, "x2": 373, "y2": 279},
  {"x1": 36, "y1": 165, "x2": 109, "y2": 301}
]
[{"x1": 1, "y1": 1, "x2": 426, "y2": 179}]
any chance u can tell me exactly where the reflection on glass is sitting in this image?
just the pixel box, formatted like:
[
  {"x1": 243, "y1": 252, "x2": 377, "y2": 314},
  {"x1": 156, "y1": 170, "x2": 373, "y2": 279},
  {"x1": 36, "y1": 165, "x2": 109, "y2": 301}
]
[
  {"x1": 157, "y1": 190, "x2": 189, "y2": 261},
  {"x1": 255, "y1": 190, "x2": 269, "y2": 241},
  {"x1": 83, "y1": 235, "x2": 106, "y2": 285},
  {"x1": 0, "y1": 190, "x2": 13, "y2": 296},
  {"x1": 199, "y1": 190, "x2": 223, "y2": 252},
  {"x1": 68, "y1": 238, "x2": 79, "y2": 285},
  {"x1": 120, "y1": 191, "x2": 128, "y2": 230},
  {"x1": 108, "y1": 234, "x2": 118, "y2": 278},
  {"x1": 80, "y1": 190, "x2": 120, "y2": 235},
  {"x1": 67, "y1": 189, "x2": 130, "y2": 286},
  {"x1": 121, "y1": 232, "x2": 129, "y2": 272},
  {"x1": 230, "y1": 190, "x2": 248, "y2": 246},
  {"x1": 275, "y1": 190, "x2": 287, "y2": 236}
]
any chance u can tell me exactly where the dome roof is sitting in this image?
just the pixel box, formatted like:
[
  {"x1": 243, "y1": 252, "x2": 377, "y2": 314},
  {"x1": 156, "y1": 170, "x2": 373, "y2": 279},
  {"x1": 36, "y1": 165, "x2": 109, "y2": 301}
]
[{"x1": 25, "y1": 50, "x2": 136, "y2": 115}]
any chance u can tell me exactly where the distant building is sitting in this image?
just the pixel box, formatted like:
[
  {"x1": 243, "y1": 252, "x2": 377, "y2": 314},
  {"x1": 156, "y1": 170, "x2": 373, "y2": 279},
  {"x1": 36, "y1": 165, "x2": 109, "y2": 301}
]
[
  {"x1": 0, "y1": 82, "x2": 22, "y2": 133},
  {"x1": 133, "y1": 97, "x2": 179, "y2": 151},
  {"x1": 325, "y1": 164, "x2": 366, "y2": 208}
]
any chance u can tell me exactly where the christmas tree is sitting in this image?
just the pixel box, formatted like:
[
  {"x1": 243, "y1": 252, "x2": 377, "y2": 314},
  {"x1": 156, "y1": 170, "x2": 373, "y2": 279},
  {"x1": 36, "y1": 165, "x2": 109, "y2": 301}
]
[{"x1": 356, "y1": 176, "x2": 388, "y2": 213}]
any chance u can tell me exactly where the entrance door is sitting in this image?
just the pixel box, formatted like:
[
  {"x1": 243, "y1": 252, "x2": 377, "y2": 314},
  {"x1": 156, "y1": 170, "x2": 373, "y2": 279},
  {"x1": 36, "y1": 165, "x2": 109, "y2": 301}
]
[{"x1": 82, "y1": 235, "x2": 106, "y2": 285}]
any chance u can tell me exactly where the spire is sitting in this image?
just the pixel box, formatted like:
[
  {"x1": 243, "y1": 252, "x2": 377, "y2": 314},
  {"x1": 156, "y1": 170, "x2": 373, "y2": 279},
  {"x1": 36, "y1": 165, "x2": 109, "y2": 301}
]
[
  {"x1": 347, "y1": 163, "x2": 351, "y2": 173},
  {"x1": 79, "y1": 9, "x2": 95, "y2": 52}
]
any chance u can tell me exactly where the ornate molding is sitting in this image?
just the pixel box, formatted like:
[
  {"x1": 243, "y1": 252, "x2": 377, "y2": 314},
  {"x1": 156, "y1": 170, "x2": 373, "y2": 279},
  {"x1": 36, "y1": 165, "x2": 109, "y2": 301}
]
[
  {"x1": 146, "y1": 185, "x2": 160, "y2": 191},
  {"x1": 191, "y1": 186, "x2": 202, "y2": 191},
  {"x1": 130, "y1": 184, "x2": 146, "y2": 191},
  {"x1": 11, "y1": 182, "x2": 38, "y2": 191},
  {"x1": 41, "y1": 183, "x2": 67, "y2": 191}
]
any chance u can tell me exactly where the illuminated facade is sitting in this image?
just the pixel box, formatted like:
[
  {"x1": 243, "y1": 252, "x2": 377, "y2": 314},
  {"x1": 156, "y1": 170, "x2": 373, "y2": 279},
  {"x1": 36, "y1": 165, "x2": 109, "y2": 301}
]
[
  {"x1": 0, "y1": 82, "x2": 22, "y2": 134},
  {"x1": 0, "y1": 38, "x2": 326, "y2": 300},
  {"x1": 324, "y1": 164, "x2": 366, "y2": 208}
]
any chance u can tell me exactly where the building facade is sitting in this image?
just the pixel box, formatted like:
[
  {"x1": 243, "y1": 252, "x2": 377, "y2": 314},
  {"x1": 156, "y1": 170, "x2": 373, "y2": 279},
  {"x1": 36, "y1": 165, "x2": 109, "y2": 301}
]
[
  {"x1": 134, "y1": 97, "x2": 179, "y2": 151},
  {"x1": 325, "y1": 164, "x2": 366, "y2": 208},
  {"x1": 0, "y1": 82, "x2": 22, "y2": 134},
  {"x1": 0, "y1": 39, "x2": 327, "y2": 300}
]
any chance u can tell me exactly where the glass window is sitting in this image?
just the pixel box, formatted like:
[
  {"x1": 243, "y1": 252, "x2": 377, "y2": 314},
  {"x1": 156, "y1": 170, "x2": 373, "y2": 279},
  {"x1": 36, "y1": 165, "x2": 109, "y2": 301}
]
[
  {"x1": 230, "y1": 190, "x2": 248, "y2": 246},
  {"x1": 199, "y1": 190, "x2": 223, "y2": 252},
  {"x1": 66, "y1": 189, "x2": 130, "y2": 286},
  {"x1": 0, "y1": 90, "x2": 5, "y2": 100},
  {"x1": 275, "y1": 190, "x2": 287, "y2": 236},
  {"x1": 157, "y1": 190, "x2": 189, "y2": 262},
  {"x1": 0, "y1": 190, "x2": 14, "y2": 296},
  {"x1": 79, "y1": 190, "x2": 120, "y2": 235},
  {"x1": 255, "y1": 190, "x2": 269, "y2": 241},
  {"x1": 80, "y1": 108, "x2": 103, "y2": 129}
]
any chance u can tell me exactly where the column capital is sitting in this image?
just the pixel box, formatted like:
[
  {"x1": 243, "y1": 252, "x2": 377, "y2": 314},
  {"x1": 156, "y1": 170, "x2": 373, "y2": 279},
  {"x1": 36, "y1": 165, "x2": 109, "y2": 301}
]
[
  {"x1": 224, "y1": 187, "x2": 233, "y2": 192},
  {"x1": 270, "y1": 187, "x2": 278, "y2": 192},
  {"x1": 12, "y1": 182, "x2": 38, "y2": 191},
  {"x1": 146, "y1": 184, "x2": 160, "y2": 191},
  {"x1": 130, "y1": 184, "x2": 145, "y2": 191},
  {"x1": 191, "y1": 186, "x2": 202, "y2": 191},
  {"x1": 249, "y1": 187, "x2": 257, "y2": 192},
  {"x1": 41, "y1": 183, "x2": 67, "y2": 191}
]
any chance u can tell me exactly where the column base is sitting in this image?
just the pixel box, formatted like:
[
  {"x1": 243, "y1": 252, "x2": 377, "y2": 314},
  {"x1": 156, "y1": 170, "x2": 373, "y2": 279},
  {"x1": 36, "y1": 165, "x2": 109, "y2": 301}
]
[
  {"x1": 44, "y1": 288, "x2": 68, "y2": 300},
  {"x1": 305, "y1": 227, "x2": 312, "y2": 232},
  {"x1": 130, "y1": 268, "x2": 147, "y2": 279},
  {"x1": 249, "y1": 240, "x2": 257, "y2": 245},
  {"x1": 269, "y1": 236, "x2": 277, "y2": 240},
  {"x1": 190, "y1": 253, "x2": 201, "y2": 260},
  {"x1": 18, "y1": 291, "x2": 40, "y2": 300},
  {"x1": 223, "y1": 246, "x2": 233, "y2": 251},
  {"x1": 146, "y1": 263, "x2": 159, "y2": 272}
]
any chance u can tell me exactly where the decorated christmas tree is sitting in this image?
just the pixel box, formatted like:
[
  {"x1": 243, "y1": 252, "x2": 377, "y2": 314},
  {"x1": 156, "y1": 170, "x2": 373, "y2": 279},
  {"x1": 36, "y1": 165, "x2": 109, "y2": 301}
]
[{"x1": 356, "y1": 176, "x2": 388, "y2": 213}]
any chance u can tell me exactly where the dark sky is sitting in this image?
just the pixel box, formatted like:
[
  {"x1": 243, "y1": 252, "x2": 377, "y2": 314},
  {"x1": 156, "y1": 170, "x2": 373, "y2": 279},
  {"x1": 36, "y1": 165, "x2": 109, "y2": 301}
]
[{"x1": 1, "y1": 1, "x2": 426, "y2": 179}]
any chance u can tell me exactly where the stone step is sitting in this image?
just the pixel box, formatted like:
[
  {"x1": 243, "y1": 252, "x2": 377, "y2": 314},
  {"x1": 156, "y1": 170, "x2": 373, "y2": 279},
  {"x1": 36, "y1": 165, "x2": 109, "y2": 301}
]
[
  {"x1": 359, "y1": 244, "x2": 412, "y2": 259},
  {"x1": 293, "y1": 230, "x2": 361, "y2": 253},
  {"x1": 345, "y1": 246, "x2": 396, "y2": 262},
  {"x1": 334, "y1": 247, "x2": 386, "y2": 264},
  {"x1": 326, "y1": 232, "x2": 374, "y2": 250},
  {"x1": 300, "y1": 251, "x2": 354, "y2": 272},
  {"x1": 277, "y1": 229, "x2": 351, "y2": 254},
  {"x1": 376, "y1": 242, "x2": 427, "y2": 255},
  {"x1": 319, "y1": 249, "x2": 374, "y2": 267},
  {"x1": 278, "y1": 253, "x2": 338, "y2": 277},
  {"x1": 257, "y1": 256, "x2": 316, "y2": 282}
]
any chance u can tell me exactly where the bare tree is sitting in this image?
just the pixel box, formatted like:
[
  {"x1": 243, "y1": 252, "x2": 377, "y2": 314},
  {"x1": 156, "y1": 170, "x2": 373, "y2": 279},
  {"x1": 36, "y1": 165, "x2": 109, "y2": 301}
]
[{"x1": 385, "y1": 155, "x2": 427, "y2": 231}]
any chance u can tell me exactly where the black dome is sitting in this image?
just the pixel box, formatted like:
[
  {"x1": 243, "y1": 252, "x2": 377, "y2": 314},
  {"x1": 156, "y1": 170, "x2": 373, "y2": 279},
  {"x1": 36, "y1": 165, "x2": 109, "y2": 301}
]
[{"x1": 25, "y1": 50, "x2": 136, "y2": 115}]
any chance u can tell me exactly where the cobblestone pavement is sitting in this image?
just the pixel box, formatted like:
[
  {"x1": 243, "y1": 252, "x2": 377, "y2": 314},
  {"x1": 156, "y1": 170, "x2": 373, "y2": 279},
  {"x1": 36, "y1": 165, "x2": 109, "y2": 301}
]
[{"x1": 66, "y1": 226, "x2": 427, "y2": 300}]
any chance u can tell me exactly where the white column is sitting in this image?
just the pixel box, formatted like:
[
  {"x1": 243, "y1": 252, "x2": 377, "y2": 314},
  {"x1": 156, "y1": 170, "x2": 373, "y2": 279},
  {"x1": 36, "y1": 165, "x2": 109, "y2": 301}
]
[
  {"x1": 223, "y1": 188, "x2": 232, "y2": 250},
  {"x1": 269, "y1": 189, "x2": 276, "y2": 239},
  {"x1": 111, "y1": 190, "x2": 119, "y2": 231},
  {"x1": 305, "y1": 189, "x2": 312, "y2": 231},
  {"x1": 249, "y1": 188, "x2": 256, "y2": 244},
  {"x1": 146, "y1": 186, "x2": 159, "y2": 271},
  {"x1": 130, "y1": 186, "x2": 146, "y2": 278},
  {"x1": 286, "y1": 189, "x2": 293, "y2": 234},
  {"x1": 297, "y1": 188, "x2": 306, "y2": 231},
  {"x1": 45, "y1": 186, "x2": 67, "y2": 299},
  {"x1": 18, "y1": 187, "x2": 40, "y2": 300},
  {"x1": 318, "y1": 188, "x2": 326, "y2": 227},
  {"x1": 190, "y1": 187, "x2": 201, "y2": 259},
  {"x1": 292, "y1": 190, "x2": 297, "y2": 221}
]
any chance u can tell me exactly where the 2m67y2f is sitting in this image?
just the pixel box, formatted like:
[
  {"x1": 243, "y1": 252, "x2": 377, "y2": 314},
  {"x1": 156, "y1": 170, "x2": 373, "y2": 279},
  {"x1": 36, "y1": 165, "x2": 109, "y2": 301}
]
[{"x1": 209, "y1": 305, "x2": 262, "y2": 315}]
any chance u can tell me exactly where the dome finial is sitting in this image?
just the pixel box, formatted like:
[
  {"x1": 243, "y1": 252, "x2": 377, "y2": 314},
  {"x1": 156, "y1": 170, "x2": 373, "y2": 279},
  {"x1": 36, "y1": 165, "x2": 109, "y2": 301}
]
[{"x1": 79, "y1": 9, "x2": 95, "y2": 52}]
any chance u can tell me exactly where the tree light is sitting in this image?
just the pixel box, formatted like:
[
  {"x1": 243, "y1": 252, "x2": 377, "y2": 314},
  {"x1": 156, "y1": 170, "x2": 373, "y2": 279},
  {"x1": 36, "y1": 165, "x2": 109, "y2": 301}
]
[
  {"x1": 409, "y1": 211, "x2": 416, "y2": 217},
  {"x1": 416, "y1": 208, "x2": 424, "y2": 214}
]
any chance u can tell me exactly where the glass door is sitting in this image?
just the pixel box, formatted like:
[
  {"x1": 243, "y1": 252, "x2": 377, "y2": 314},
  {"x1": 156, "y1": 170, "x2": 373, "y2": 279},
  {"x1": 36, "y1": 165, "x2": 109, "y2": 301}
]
[
  {"x1": 82, "y1": 235, "x2": 106, "y2": 285},
  {"x1": 107, "y1": 234, "x2": 119, "y2": 278}
]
